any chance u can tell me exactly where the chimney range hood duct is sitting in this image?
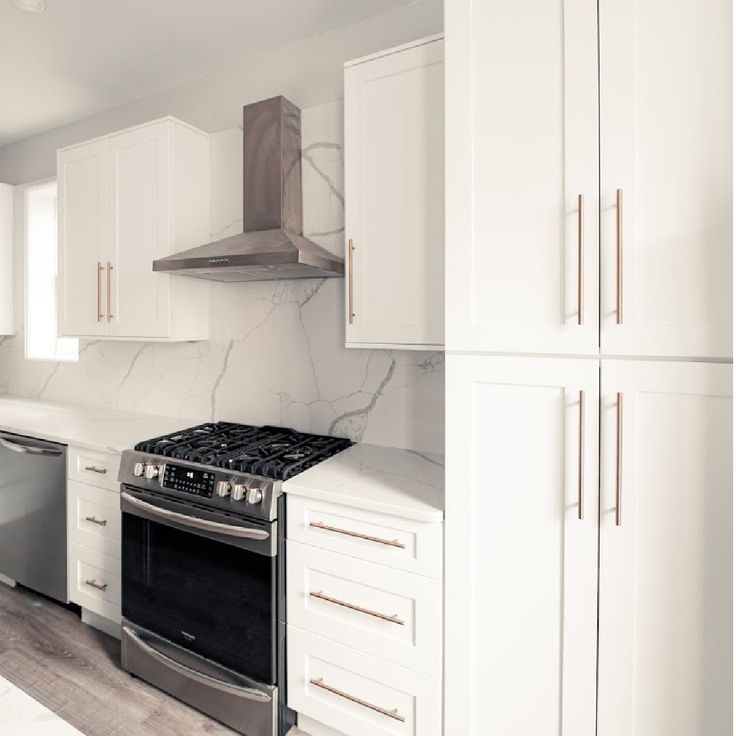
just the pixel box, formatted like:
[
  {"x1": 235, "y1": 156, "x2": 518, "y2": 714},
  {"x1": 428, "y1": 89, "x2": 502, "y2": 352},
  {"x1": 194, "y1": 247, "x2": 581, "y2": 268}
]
[{"x1": 153, "y1": 96, "x2": 344, "y2": 282}]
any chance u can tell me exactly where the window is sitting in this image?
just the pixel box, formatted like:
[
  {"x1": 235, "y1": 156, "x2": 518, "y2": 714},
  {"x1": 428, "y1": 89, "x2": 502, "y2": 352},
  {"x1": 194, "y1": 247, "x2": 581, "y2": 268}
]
[{"x1": 25, "y1": 181, "x2": 78, "y2": 361}]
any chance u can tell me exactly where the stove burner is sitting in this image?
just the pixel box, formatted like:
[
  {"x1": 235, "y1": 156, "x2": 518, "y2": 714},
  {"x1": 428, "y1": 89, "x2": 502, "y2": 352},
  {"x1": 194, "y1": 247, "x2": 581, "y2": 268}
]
[{"x1": 135, "y1": 422, "x2": 352, "y2": 481}]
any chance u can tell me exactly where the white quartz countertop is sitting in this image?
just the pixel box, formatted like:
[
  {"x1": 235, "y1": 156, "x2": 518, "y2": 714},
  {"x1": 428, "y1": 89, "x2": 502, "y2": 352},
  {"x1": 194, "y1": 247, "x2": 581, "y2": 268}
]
[
  {"x1": 283, "y1": 443, "x2": 444, "y2": 523},
  {"x1": 0, "y1": 396, "x2": 187, "y2": 455}
]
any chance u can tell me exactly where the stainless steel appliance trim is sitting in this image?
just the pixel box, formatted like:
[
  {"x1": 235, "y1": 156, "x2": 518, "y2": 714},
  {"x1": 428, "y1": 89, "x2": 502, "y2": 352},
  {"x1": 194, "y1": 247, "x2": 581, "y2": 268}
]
[
  {"x1": 309, "y1": 590, "x2": 404, "y2": 625},
  {"x1": 0, "y1": 436, "x2": 63, "y2": 457},
  {"x1": 309, "y1": 678, "x2": 406, "y2": 723},
  {"x1": 123, "y1": 627, "x2": 271, "y2": 702},
  {"x1": 121, "y1": 492, "x2": 270, "y2": 540}
]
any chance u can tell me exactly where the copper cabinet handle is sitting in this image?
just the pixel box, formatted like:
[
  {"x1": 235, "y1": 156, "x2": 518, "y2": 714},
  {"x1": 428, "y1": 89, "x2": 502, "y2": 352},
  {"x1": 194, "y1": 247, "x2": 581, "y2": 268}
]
[
  {"x1": 309, "y1": 678, "x2": 405, "y2": 723},
  {"x1": 308, "y1": 521, "x2": 405, "y2": 549},
  {"x1": 106, "y1": 262, "x2": 113, "y2": 321},
  {"x1": 615, "y1": 392, "x2": 623, "y2": 526},
  {"x1": 96, "y1": 262, "x2": 104, "y2": 322},
  {"x1": 84, "y1": 516, "x2": 107, "y2": 527},
  {"x1": 577, "y1": 194, "x2": 584, "y2": 325},
  {"x1": 347, "y1": 239, "x2": 355, "y2": 324},
  {"x1": 578, "y1": 390, "x2": 585, "y2": 520},
  {"x1": 309, "y1": 590, "x2": 404, "y2": 625},
  {"x1": 84, "y1": 579, "x2": 108, "y2": 592},
  {"x1": 616, "y1": 189, "x2": 623, "y2": 324},
  {"x1": 84, "y1": 465, "x2": 107, "y2": 474}
]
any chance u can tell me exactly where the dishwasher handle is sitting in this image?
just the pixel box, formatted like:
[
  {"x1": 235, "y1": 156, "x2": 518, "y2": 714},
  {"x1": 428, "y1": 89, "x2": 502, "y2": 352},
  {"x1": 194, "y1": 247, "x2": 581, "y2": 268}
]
[{"x1": 0, "y1": 435, "x2": 64, "y2": 458}]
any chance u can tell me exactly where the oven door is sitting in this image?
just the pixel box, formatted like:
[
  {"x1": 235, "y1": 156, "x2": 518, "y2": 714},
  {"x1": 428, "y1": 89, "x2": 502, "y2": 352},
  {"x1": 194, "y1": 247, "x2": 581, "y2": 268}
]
[{"x1": 121, "y1": 486, "x2": 278, "y2": 685}]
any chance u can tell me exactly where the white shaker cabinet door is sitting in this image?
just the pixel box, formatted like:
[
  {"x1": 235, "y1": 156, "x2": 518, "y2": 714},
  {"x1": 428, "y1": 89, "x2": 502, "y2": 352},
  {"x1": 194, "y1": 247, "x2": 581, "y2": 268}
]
[
  {"x1": 598, "y1": 360, "x2": 732, "y2": 736},
  {"x1": 106, "y1": 122, "x2": 172, "y2": 339},
  {"x1": 445, "y1": 355, "x2": 599, "y2": 736},
  {"x1": 344, "y1": 37, "x2": 444, "y2": 349},
  {"x1": 58, "y1": 140, "x2": 108, "y2": 337},
  {"x1": 445, "y1": 0, "x2": 599, "y2": 355},
  {"x1": 600, "y1": 0, "x2": 732, "y2": 358}
]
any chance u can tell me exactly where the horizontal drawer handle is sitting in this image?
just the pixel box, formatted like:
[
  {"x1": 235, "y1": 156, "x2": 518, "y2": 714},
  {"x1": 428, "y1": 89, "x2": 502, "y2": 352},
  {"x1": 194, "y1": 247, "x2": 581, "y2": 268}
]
[
  {"x1": 84, "y1": 465, "x2": 108, "y2": 475},
  {"x1": 84, "y1": 578, "x2": 108, "y2": 592},
  {"x1": 309, "y1": 521, "x2": 406, "y2": 549},
  {"x1": 309, "y1": 591, "x2": 404, "y2": 626},
  {"x1": 309, "y1": 678, "x2": 405, "y2": 723},
  {"x1": 84, "y1": 516, "x2": 108, "y2": 527}
]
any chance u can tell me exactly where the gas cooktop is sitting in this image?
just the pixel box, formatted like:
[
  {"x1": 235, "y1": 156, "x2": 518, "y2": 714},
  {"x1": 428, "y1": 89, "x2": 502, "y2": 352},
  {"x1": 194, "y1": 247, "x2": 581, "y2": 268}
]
[{"x1": 134, "y1": 422, "x2": 352, "y2": 481}]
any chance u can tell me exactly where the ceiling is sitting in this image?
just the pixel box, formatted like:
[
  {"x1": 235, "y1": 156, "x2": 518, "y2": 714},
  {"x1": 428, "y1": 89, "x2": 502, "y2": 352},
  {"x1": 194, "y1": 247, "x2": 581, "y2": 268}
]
[{"x1": 0, "y1": 0, "x2": 414, "y2": 146}]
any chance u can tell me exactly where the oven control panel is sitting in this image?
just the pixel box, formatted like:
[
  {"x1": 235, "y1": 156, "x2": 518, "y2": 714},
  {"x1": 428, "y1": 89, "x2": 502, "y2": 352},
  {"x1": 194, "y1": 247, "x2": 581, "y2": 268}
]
[{"x1": 160, "y1": 464, "x2": 216, "y2": 498}]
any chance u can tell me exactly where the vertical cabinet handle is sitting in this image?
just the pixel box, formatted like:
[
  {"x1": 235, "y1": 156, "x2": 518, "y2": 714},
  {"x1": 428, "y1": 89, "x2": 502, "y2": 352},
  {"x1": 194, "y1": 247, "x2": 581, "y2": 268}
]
[
  {"x1": 577, "y1": 194, "x2": 584, "y2": 325},
  {"x1": 615, "y1": 392, "x2": 623, "y2": 526},
  {"x1": 96, "y1": 262, "x2": 104, "y2": 322},
  {"x1": 106, "y1": 262, "x2": 114, "y2": 322},
  {"x1": 347, "y1": 239, "x2": 355, "y2": 324},
  {"x1": 578, "y1": 390, "x2": 585, "y2": 520},
  {"x1": 616, "y1": 189, "x2": 623, "y2": 324}
]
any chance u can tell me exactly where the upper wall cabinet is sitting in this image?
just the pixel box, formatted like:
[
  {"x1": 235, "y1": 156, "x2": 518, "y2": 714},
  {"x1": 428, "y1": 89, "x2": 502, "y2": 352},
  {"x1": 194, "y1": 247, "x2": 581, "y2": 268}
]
[
  {"x1": 445, "y1": 1, "x2": 600, "y2": 355},
  {"x1": 0, "y1": 183, "x2": 13, "y2": 335},
  {"x1": 57, "y1": 118, "x2": 210, "y2": 341},
  {"x1": 599, "y1": 0, "x2": 732, "y2": 359},
  {"x1": 344, "y1": 36, "x2": 445, "y2": 350}
]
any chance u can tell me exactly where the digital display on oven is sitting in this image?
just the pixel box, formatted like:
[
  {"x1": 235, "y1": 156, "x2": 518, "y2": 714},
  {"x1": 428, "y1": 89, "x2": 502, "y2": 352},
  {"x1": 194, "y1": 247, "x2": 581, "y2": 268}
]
[{"x1": 162, "y1": 464, "x2": 215, "y2": 498}]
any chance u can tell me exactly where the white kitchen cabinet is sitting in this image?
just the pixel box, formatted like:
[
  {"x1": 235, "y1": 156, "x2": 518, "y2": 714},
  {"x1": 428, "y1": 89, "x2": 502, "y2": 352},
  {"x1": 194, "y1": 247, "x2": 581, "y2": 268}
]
[
  {"x1": 598, "y1": 360, "x2": 732, "y2": 735},
  {"x1": 445, "y1": 0, "x2": 599, "y2": 355},
  {"x1": 57, "y1": 118, "x2": 210, "y2": 341},
  {"x1": 0, "y1": 183, "x2": 13, "y2": 335},
  {"x1": 444, "y1": 355, "x2": 599, "y2": 736},
  {"x1": 344, "y1": 36, "x2": 444, "y2": 350},
  {"x1": 600, "y1": 0, "x2": 732, "y2": 359}
]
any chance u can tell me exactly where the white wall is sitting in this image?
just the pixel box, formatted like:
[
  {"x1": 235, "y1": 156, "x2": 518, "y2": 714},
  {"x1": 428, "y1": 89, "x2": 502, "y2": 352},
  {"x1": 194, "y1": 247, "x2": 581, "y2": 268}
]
[
  {"x1": 0, "y1": 0, "x2": 442, "y2": 184},
  {"x1": 0, "y1": 102, "x2": 445, "y2": 454}
]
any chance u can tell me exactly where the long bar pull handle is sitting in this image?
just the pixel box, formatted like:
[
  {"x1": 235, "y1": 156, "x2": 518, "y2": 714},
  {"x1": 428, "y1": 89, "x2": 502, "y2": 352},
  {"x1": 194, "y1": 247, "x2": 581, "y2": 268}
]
[
  {"x1": 615, "y1": 392, "x2": 623, "y2": 526},
  {"x1": 578, "y1": 390, "x2": 585, "y2": 520},
  {"x1": 309, "y1": 521, "x2": 405, "y2": 549},
  {"x1": 309, "y1": 678, "x2": 405, "y2": 723},
  {"x1": 84, "y1": 465, "x2": 108, "y2": 475},
  {"x1": 348, "y1": 239, "x2": 355, "y2": 324},
  {"x1": 309, "y1": 591, "x2": 405, "y2": 626},
  {"x1": 96, "y1": 262, "x2": 104, "y2": 322},
  {"x1": 106, "y1": 262, "x2": 114, "y2": 322},
  {"x1": 84, "y1": 579, "x2": 108, "y2": 592},
  {"x1": 84, "y1": 516, "x2": 108, "y2": 527},
  {"x1": 577, "y1": 194, "x2": 584, "y2": 325},
  {"x1": 616, "y1": 189, "x2": 623, "y2": 324}
]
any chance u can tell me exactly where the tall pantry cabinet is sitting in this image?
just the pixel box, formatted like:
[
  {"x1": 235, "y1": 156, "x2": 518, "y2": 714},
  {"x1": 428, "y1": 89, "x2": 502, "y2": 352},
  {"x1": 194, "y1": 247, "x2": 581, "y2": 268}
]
[{"x1": 444, "y1": 1, "x2": 732, "y2": 735}]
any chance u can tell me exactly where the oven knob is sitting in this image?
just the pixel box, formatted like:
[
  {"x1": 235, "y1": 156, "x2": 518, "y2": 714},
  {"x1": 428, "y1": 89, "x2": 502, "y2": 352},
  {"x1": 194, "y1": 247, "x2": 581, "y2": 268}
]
[
  {"x1": 231, "y1": 484, "x2": 246, "y2": 501},
  {"x1": 247, "y1": 487, "x2": 263, "y2": 505},
  {"x1": 144, "y1": 464, "x2": 160, "y2": 480},
  {"x1": 216, "y1": 480, "x2": 231, "y2": 498},
  {"x1": 133, "y1": 462, "x2": 145, "y2": 477}
]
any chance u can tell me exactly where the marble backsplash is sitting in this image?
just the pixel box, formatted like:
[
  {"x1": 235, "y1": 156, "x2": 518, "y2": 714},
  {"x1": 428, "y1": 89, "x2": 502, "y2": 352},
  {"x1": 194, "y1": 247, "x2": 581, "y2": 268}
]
[{"x1": 0, "y1": 102, "x2": 444, "y2": 454}]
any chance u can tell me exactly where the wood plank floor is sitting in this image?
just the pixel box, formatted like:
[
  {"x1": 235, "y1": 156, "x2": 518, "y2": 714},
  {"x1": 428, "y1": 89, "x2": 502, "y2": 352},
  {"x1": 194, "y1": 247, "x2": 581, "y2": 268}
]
[{"x1": 0, "y1": 582, "x2": 241, "y2": 736}]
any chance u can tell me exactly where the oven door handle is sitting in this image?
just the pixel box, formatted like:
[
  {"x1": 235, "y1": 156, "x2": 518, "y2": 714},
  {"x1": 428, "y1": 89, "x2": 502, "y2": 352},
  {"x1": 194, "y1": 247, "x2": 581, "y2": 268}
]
[
  {"x1": 121, "y1": 492, "x2": 270, "y2": 540},
  {"x1": 123, "y1": 627, "x2": 272, "y2": 703}
]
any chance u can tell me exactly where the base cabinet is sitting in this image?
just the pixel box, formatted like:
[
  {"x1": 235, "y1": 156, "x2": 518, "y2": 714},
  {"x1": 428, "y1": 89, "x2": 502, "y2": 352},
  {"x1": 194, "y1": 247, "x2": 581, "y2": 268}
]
[{"x1": 598, "y1": 360, "x2": 732, "y2": 735}]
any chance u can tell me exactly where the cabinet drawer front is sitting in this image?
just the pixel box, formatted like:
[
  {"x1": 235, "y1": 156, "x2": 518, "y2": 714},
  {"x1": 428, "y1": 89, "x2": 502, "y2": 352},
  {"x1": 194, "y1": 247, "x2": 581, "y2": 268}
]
[
  {"x1": 68, "y1": 447, "x2": 120, "y2": 491},
  {"x1": 287, "y1": 497, "x2": 442, "y2": 580},
  {"x1": 67, "y1": 480, "x2": 121, "y2": 559},
  {"x1": 288, "y1": 627, "x2": 441, "y2": 736},
  {"x1": 287, "y1": 542, "x2": 441, "y2": 676},
  {"x1": 68, "y1": 543, "x2": 121, "y2": 622}
]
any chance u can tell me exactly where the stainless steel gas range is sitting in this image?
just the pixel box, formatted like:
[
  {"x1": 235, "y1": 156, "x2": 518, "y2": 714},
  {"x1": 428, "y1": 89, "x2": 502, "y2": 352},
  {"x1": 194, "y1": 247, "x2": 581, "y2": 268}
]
[{"x1": 118, "y1": 422, "x2": 352, "y2": 736}]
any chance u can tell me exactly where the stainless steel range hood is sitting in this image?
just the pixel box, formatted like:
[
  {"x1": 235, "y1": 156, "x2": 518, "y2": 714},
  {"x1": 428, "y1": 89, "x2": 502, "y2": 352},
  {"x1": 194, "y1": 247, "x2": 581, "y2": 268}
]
[{"x1": 153, "y1": 96, "x2": 344, "y2": 282}]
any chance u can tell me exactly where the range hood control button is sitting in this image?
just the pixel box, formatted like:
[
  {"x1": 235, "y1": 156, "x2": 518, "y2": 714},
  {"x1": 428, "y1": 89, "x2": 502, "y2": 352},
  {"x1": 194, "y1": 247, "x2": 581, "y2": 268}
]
[{"x1": 216, "y1": 481, "x2": 231, "y2": 498}]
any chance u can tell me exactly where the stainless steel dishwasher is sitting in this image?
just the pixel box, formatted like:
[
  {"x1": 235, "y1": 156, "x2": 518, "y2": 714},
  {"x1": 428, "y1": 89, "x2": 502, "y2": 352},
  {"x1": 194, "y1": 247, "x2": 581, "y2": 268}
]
[{"x1": 0, "y1": 431, "x2": 67, "y2": 602}]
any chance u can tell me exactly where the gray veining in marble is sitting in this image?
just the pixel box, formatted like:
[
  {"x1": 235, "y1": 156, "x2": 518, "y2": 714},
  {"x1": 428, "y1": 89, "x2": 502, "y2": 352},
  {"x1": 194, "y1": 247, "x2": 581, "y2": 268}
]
[{"x1": 0, "y1": 102, "x2": 444, "y2": 453}]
